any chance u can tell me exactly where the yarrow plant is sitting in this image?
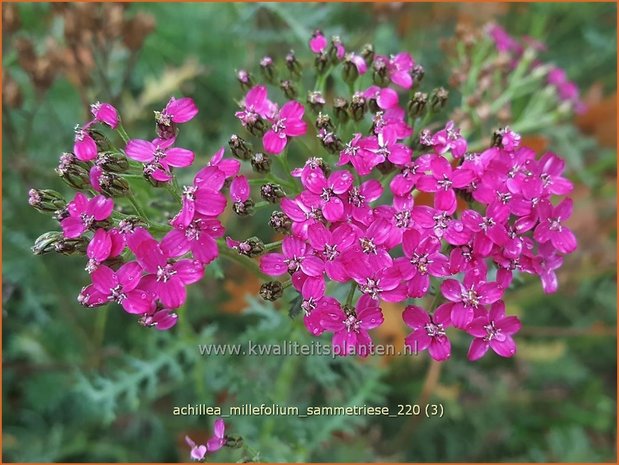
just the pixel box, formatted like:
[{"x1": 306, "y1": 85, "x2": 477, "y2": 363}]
[{"x1": 30, "y1": 26, "x2": 578, "y2": 362}]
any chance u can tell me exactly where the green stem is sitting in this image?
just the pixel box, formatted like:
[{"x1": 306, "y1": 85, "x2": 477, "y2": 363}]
[
  {"x1": 263, "y1": 240, "x2": 283, "y2": 252},
  {"x1": 117, "y1": 123, "x2": 130, "y2": 143},
  {"x1": 128, "y1": 194, "x2": 149, "y2": 221},
  {"x1": 345, "y1": 282, "x2": 357, "y2": 306}
]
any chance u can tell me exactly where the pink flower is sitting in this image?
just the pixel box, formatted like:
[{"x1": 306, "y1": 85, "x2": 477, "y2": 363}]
[
  {"x1": 466, "y1": 301, "x2": 521, "y2": 361},
  {"x1": 89, "y1": 262, "x2": 153, "y2": 314},
  {"x1": 139, "y1": 307, "x2": 178, "y2": 330},
  {"x1": 300, "y1": 169, "x2": 353, "y2": 222},
  {"x1": 125, "y1": 137, "x2": 194, "y2": 182},
  {"x1": 396, "y1": 228, "x2": 450, "y2": 297},
  {"x1": 135, "y1": 237, "x2": 204, "y2": 309},
  {"x1": 349, "y1": 218, "x2": 393, "y2": 270},
  {"x1": 307, "y1": 223, "x2": 356, "y2": 282},
  {"x1": 441, "y1": 272, "x2": 504, "y2": 329},
  {"x1": 337, "y1": 134, "x2": 384, "y2": 176},
  {"x1": 390, "y1": 155, "x2": 432, "y2": 198},
  {"x1": 364, "y1": 86, "x2": 398, "y2": 109},
  {"x1": 159, "y1": 97, "x2": 199, "y2": 124},
  {"x1": 73, "y1": 124, "x2": 98, "y2": 161},
  {"x1": 61, "y1": 192, "x2": 114, "y2": 238},
  {"x1": 206, "y1": 147, "x2": 241, "y2": 179},
  {"x1": 417, "y1": 155, "x2": 475, "y2": 214},
  {"x1": 347, "y1": 53, "x2": 367, "y2": 74},
  {"x1": 345, "y1": 179, "x2": 383, "y2": 223},
  {"x1": 320, "y1": 295, "x2": 384, "y2": 357},
  {"x1": 230, "y1": 175, "x2": 250, "y2": 203},
  {"x1": 235, "y1": 85, "x2": 277, "y2": 126},
  {"x1": 206, "y1": 417, "x2": 226, "y2": 452},
  {"x1": 535, "y1": 152, "x2": 574, "y2": 195},
  {"x1": 260, "y1": 235, "x2": 324, "y2": 278},
  {"x1": 90, "y1": 101, "x2": 119, "y2": 129},
  {"x1": 163, "y1": 215, "x2": 224, "y2": 264},
  {"x1": 351, "y1": 267, "x2": 407, "y2": 303},
  {"x1": 532, "y1": 241, "x2": 564, "y2": 293},
  {"x1": 533, "y1": 198, "x2": 577, "y2": 254},
  {"x1": 281, "y1": 196, "x2": 323, "y2": 239},
  {"x1": 185, "y1": 418, "x2": 226, "y2": 461},
  {"x1": 262, "y1": 101, "x2": 307, "y2": 155},
  {"x1": 309, "y1": 30, "x2": 327, "y2": 54},
  {"x1": 461, "y1": 204, "x2": 510, "y2": 256},
  {"x1": 487, "y1": 23, "x2": 520, "y2": 54},
  {"x1": 374, "y1": 52, "x2": 415, "y2": 89},
  {"x1": 431, "y1": 121, "x2": 467, "y2": 158},
  {"x1": 403, "y1": 304, "x2": 452, "y2": 361},
  {"x1": 373, "y1": 127, "x2": 412, "y2": 166},
  {"x1": 86, "y1": 228, "x2": 124, "y2": 272}
]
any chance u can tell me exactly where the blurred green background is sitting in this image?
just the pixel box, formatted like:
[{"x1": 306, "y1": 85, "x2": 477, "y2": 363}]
[{"x1": 2, "y1": 2, "x2": 617, "y2": 462}]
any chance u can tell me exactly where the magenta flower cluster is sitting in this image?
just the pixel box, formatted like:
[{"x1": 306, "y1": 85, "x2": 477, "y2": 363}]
[
  {"x1": 31, "y1": 96, "x2": 247, "y2": 330},
  {"x1": 185, "y1": 418, "x2": 226, "y2": 462},
  {"x1": 30, "y1": 27, "x2": 579, "y2": 363},
  {"x1": 223, "y1": 30, "x2": 578, "y2": 362}
]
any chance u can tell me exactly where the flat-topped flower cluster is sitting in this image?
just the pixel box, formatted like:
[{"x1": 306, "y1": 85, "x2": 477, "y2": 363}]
[{"x1": 30, "y1": 28, "x2": 577, "y2": 363}]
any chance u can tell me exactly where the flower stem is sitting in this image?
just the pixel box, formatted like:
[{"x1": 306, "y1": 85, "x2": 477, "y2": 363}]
[
  {"x1": 263, "y1": 240, "x2": 283, "y2": 252},
  {"x1": 117, "y1": 123, "x2": 130, "y2": 144},
  {"x1": 345, "y1": 282, "x2": 357, "y2": 306},
  {"x1": 128, "y1": 194, "x2": 149, "y2": 221}
]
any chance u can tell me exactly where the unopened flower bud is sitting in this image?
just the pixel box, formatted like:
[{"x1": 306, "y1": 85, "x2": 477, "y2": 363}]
[
  {"x1": 280, "y1": 79, "x2": 297, "y2": 99},
  {"x1": 99, "y1": 172, "x2": 130, "y2": 197},
  {"x1": 260, "y1": 183, "x2": 285, "y2": 203},
  {"x1": 333, "y1": 97, "x2": 349, "y2": 123},
  {"x1": 229, "y1": 134, "x2": 252, "y2": 160},
  {"x1": 314, "y1": 53, "x2": 329, "y2": 74},
  {"x1": 372, "y1": 56, "x2": 390, "y2": 86},
  {"x1": 154, "y1": 111, "x2": 178, "y2": 140},
  {"x1": 407, "y1": 92, "x2": 428, "y2": 118},
  {"x1": 28, "y1": 188, "x2": 66, "y2": 214},
  {"x1": 307, "y1": 91, "x2": 326, "y2": 113},
  {"x1": 411, "y1": 64, "x2": 425, "y2": 87},
  {"x1": 97, "y1": 151, "x2": 129, "y2": 173},
  {"x1": 224, "y1": 435, "x2": 243, "y2": 449},
  {"x1": 285, "y1": 50, "x2": 302, "y2": 78},
  {"x1": 260, "y1": 56, "x2": 276, "y2": 83},
  {"x1": 56, "y1": 152, "x2": 90, "y2": 190},
  {"x1": 236, "y1": 69, "x2": 254, "y2": 90},
  {"x1": 350, "y1": 92, "x2": 367, "y2": 121},
  {"x1": 89, "y1": 129, "x2": 112, "y2": 152},
  {"x1": 317, "y1": 128, "x2": 342, "y2": 154},
  {"x1": 315, "y1": 112, "x2": 334, "y2": 131},
  {"x1": 429, "y1": 87, "x2": 449, "y2": 112},
  {"x1": 260, "y1": 281, "x2": 284, "y2": 301},
  {"x1": 360, "y1": 43, "x2": 375, "y2": 62},
  {"x1": 233, "y1": 199, "x2": 255, "y2": 216},
  {"x1": 118, "y1": 216, "x2": 145, "y2": 235},
  {"x1": 251, "y1": 152, "x2": 271, "y2": 173},
  {"x1": 269, "y1": 211, "x2": 292, "y2": 234},
  {"x1": 32, "y1": 231, "x2": 64, "y2": 255},
  {"x1": 236, "y1": 236, "x2": 265, "y2": 257},
  {"x1": 32, "y1": 231, "x2": 87, "y2": 256},
  {"x1": 328, "y1": 36, "x2": 344, "y2": 64},
  {"x1": 54, "y1": 236, "x2": 89, "y2": 256},
  {"x1": 342, "y1": 54, "x2": 359, "y2": 84},
  {"x1": 245, "y1": 115, "x2": 266, "y2": 137}
]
